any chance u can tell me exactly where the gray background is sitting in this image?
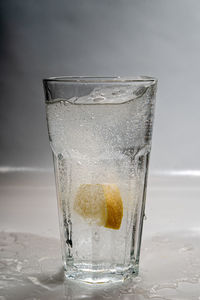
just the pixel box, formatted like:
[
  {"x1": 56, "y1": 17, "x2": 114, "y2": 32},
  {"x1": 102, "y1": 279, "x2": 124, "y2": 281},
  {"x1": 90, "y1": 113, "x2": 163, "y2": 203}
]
[{"x1": 1, "y1": 0, "x2": 200, "y2": 172}]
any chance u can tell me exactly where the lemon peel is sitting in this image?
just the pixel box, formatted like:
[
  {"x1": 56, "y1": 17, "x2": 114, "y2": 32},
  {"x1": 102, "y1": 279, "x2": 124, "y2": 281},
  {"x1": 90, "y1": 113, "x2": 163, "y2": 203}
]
[{"x1": 74, "y1": 183, "x2": 123, "y2": 230}]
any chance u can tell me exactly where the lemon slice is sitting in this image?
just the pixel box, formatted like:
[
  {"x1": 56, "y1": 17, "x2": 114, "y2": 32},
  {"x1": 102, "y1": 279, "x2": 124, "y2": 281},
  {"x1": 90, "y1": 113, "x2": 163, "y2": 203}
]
[{"x1": 74, "y1": 184, "x2": 123, "y2": 230}]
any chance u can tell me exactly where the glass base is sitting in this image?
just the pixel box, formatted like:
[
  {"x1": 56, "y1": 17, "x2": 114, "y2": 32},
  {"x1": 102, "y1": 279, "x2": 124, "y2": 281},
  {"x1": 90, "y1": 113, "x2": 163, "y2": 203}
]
[{"x1": 64, "y1": 263, "x2": 139, "y2": 284}]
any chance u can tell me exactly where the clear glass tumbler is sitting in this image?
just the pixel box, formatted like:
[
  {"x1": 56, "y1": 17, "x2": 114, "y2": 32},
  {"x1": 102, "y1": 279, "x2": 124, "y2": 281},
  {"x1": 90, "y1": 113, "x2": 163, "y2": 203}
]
[{"x1": 43, "y1": 76, "x2": 157, "y2": 283}]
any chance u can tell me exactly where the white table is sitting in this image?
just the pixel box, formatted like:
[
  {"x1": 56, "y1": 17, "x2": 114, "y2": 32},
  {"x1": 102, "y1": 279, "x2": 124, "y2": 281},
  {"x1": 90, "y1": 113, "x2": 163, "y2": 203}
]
[{"x1": 0, "y1": 171, "x2": 200, "y2": 299}]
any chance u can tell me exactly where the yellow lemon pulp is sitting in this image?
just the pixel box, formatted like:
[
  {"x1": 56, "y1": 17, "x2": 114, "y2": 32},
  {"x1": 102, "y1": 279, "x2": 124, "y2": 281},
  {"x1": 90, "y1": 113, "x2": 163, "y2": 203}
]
[{"x1": 74, "y1": 184, "x2": 123, "y2": 230}]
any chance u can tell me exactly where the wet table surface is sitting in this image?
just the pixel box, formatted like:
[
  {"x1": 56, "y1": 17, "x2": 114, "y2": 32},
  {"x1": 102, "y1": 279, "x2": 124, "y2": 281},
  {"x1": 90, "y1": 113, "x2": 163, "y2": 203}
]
[{"x1": 0, "y1": 171, "x2": 200, "y2": 300}]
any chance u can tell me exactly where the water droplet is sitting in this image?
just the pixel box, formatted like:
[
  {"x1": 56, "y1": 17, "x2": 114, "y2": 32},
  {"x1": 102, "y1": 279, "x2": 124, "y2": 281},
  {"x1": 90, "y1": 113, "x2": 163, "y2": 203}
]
[
  {"x1": 179, "y1": 246, "x2": 193, "y2": 252},
  {"x1": 94, "y1": 231, "x2": 100, "y2": 242},
  {"x1": 93, "y1": 97, "x2": 104, "y2": 102},
  {"x1": 112, "y1": 89, "x2": 121, "y2": 96},
  {"x1": 90, "y1": 113, "x2": 95, "y2": 120},
  {"x1": 134, "y1": 276, "x2": 142, "y2": 283}
]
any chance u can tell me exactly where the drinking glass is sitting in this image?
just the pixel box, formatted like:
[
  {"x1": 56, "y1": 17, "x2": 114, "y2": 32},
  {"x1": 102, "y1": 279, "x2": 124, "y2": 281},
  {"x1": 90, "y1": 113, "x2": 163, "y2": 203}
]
[{"x1": 43, "y1": 76, "x2": 157, "y2": 283}]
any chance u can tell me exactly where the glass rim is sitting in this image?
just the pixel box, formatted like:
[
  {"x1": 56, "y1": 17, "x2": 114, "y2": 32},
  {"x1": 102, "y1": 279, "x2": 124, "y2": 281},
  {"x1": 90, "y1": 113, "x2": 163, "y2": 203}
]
[{"x1": 43, "y1": 75, "x2": 157, "y2": 84}]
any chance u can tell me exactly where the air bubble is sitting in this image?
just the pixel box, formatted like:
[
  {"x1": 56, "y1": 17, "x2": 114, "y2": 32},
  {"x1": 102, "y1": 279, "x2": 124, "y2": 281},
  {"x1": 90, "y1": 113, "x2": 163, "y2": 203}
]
[{"x1": 94, "y1": 231, "x2": 100, "y2": 242}]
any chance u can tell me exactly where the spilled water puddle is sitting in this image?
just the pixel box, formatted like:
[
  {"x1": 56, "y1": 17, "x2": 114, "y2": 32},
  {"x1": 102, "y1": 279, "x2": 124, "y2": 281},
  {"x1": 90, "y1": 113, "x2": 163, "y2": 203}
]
[{"x1": 0, "y1": 231, "x2": 199, "y2": 299}]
